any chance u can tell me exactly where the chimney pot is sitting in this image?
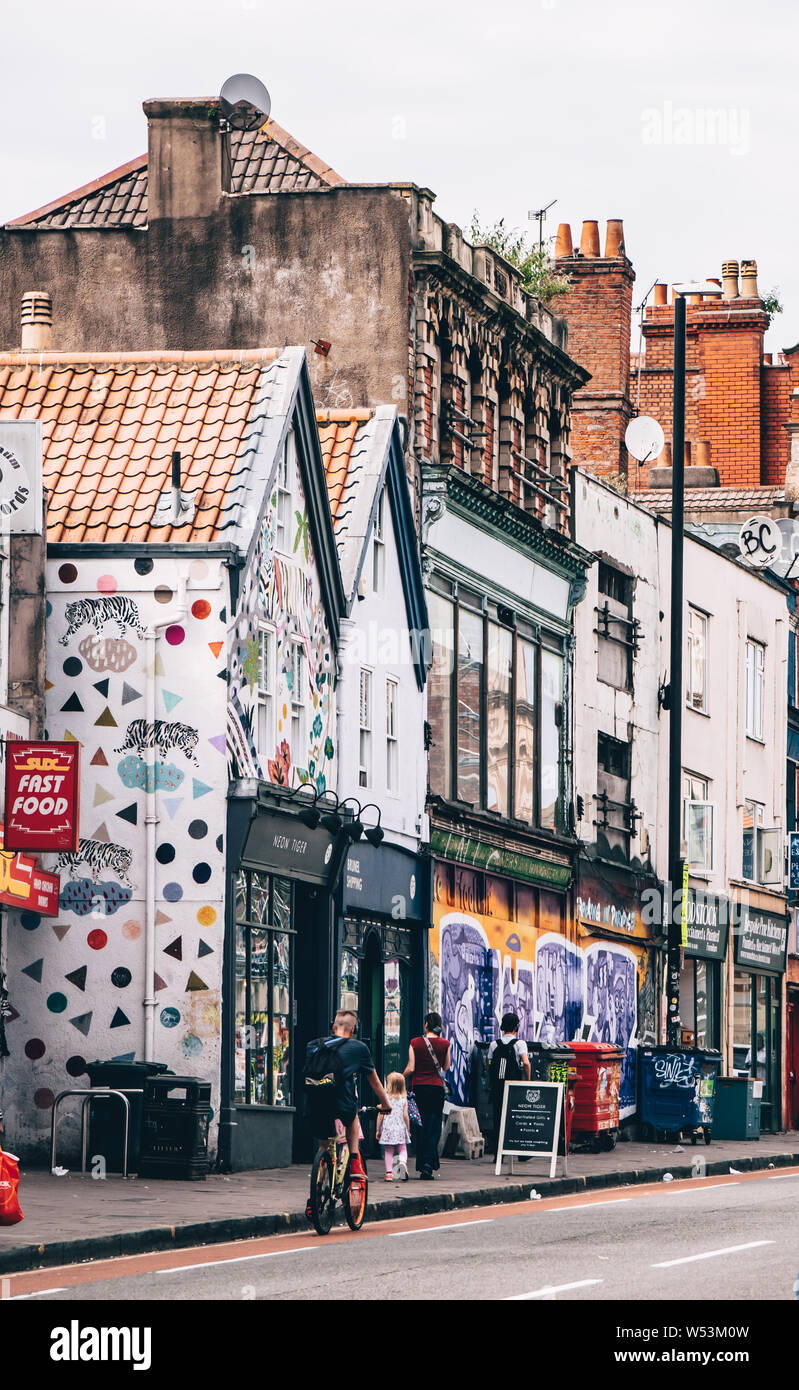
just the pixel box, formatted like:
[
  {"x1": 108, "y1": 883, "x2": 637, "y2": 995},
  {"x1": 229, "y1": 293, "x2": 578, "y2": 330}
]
[
  {"x1": 21, "y1": 291, "x2": 53, "y2": 350},
  {"x1": 554, "y1": 223, "x2": 573, "y2": 258},
  {"x1": 604, "y1": 219, "x2": 625, "y2": 257},
  {"x1": 740, "y1": 258, "x2": 759, "y2": 298},
  {"x1": 684, "y1": 441, "x2": 692, "y2": 468},
  {"x1": 579, "y1": 220, "x2": 600, "y2": 257},
  {"x1": 661, "y1": 441, "x2": 673, "y2": 468},
  {"x1": 721, "y1": 259, "x2": 740, "y2": 300},
  {"x1": 653, "y1": 283, "x2": 668, "y2": 306},
  {"x1": 695, "y1": 440, "x2": 712, "y2": 468},
  {"x1": 764, "y1": 352, "x2": 773, "y2": 365}
]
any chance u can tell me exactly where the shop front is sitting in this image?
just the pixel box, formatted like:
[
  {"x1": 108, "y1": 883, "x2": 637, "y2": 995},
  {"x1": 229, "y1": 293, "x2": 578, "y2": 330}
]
[
  {"x1": 680, "y1": 888, "x2": 730, "y2": 1052},
  {"x1": 337, "y1": 841, "x2": 430, "y2": 1082},
  {"x1": 732, "y1": 903, "x2": 789, "y2": 1132},
  {"x1": 221, "y1": 782, "x2": 349, "y2": 1170},
  {"x1": 574, "y1": 860, "x2": 659, "y2": 1120}
]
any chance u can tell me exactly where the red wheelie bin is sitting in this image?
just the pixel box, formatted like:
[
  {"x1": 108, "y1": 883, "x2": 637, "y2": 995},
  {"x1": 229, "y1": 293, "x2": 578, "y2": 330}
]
[{"x1": 569, "y1": 1041, "x2": 625, "y2": 1152}]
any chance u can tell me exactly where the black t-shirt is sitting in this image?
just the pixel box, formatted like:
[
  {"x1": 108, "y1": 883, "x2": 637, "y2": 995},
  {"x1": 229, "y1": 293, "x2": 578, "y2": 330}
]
[{"x1": 307, "y1": 1035, "x2": 376, "y2": 1112}]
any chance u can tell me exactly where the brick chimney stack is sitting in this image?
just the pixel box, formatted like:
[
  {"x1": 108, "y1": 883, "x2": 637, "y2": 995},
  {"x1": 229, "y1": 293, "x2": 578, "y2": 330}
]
[
  {"x1": 548, "y1": 218, "x2": 635, "y2": 478},
  {"x1": 144, "y1": 99, "x2": 224, "y2": 220}
]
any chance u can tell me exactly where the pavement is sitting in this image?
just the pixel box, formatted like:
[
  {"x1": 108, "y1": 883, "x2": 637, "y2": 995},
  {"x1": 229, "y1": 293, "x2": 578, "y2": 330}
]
[{"x1": 2, "y1": 1130, "x2": 799, "y2": 1276}]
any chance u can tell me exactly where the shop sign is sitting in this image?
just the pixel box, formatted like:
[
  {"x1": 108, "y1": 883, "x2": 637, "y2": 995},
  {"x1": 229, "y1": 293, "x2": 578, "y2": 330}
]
[
  {"x1": 4, "y1": 742, "x2": 81, "y2": 852},
  {"x1": 432, "y1": 827, "x2": 571, "y2": 890},
  {"x1": 242, "y1": 808, "x2": 342, "y2": 886},
  {"x1": 683, "y1": 890, "x2": 730, "y2": 962},
  {"x1": 343, "y1": 841, "x2": 425, "y2": 920},
  {"x1": 789, "y1": 832, "x2": 799, "y2": 892},
  {"x1": 0, "y1": 824, "x2": 60, "y2": 915},
  {"x1": 575, "y1": 866, "x2": 649, "y2": 940},
  {"x1": 495, "y1": 1080, "x2": 564, "y2": 1179},
  {"x1": 0, "y1": 420, "x2": 43, "y2": 535},
  {"x1": 734, "y1": 906, "x2": 789, "y2": 974}
]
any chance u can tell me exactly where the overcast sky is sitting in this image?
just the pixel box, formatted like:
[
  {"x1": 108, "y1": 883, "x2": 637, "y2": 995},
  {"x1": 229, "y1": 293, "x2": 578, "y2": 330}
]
[{"x1": 3, "y1": 0, "x2": 796, "y2": 350}]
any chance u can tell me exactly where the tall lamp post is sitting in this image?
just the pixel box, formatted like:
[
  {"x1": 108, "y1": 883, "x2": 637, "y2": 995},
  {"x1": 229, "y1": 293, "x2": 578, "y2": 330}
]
[{"x1": 666, "y1": 280, "x2": 723, "y2": 1047}]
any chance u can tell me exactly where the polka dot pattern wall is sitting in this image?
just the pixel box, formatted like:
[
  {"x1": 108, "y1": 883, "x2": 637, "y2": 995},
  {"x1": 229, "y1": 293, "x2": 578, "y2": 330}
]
[{"x1": 4, "y1": 557, "x2": 228, "y2": 1159}]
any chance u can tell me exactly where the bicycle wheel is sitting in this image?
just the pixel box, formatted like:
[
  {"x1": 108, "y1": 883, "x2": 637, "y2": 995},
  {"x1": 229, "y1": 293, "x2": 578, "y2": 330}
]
[
  {"x1": 342, "y1": 1161, "x2": 368, "y2": 1231},
  {"x1": 309, "y1": 1148, "x2": 335, "y2": 1235}
]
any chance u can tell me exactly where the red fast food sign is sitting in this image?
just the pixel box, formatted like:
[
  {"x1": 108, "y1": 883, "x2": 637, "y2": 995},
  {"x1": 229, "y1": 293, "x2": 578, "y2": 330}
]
[
  {"x1": 4, "y1": 741, "x2": 81, "y2": 852},
  {"x1": 0, "y1": 825, "x2": 60, "y2": 916}
]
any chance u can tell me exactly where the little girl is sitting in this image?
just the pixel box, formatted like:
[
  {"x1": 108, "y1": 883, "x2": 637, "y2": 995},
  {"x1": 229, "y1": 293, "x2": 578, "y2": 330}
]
[{"x1": 376, "y1": 1072, "x2": 410, "y2": 1181}]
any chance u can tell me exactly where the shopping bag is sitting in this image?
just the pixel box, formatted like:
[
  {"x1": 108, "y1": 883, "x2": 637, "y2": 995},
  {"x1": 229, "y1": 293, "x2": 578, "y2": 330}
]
[{"x1": 0, "y1": 1145, "x2": 23, "y2": 1225}]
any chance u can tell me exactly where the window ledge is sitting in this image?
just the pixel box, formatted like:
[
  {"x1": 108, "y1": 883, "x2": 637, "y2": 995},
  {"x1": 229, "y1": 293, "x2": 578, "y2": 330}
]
[
  {"x1": 745, "y1": 734, "x2": 766, "y2": 746},
  {"x1": 685, "y1": 704, "x2": 711, "y2": 719}
]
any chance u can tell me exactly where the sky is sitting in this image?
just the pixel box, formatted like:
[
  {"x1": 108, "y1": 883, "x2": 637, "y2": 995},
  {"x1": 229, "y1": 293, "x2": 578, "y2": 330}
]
[{"x1": 2, "y1": 0, "x2": 797, "y2": 350}]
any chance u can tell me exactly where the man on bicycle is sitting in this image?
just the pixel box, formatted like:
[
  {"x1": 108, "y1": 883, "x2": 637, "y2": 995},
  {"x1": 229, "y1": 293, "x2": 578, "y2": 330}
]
[{"x1": 305, "y1": 1009, "x2": 391, "y2": 1175}]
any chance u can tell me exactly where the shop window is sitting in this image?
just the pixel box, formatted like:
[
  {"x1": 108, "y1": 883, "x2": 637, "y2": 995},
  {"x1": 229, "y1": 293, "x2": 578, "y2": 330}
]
[
  {"x1": 515, "y1": 638, "x2": 536, "y2": 824},
  {"x1": 255, "y1": 622, "x2": 276, "y2": 759},
  {"x1": 290, "y1": 639, "x2": 306, "y2": 756},
  {"x1": 340, "y1": 949, "x2": 359, "y2": 1014},
  {"x1": 679, "y1": 957, "x2": 720, "y2": 1050},
  {"x1": 386, "y1": 677, "x2": 399, "y2": 796},
  {"x1": 686, "y1": 607, "x2": 708, "y2": 712},
  {"x1": 540, "y1": 650, "x2": 563, "y2": 830},
  {"x1": 427, "y1": 591, "x2": 454, "y2": 797},
  {"x1": 596, "y1": 562, "x2": 634, "y2": 691},
  {"x1": 234, "y1": 870, "x2": 294, "y2": 1108},
  {"x1": 486, "y1": 623, "x2": 511, "y2": 817},
  {"x1": 275, "y1": 429, "x2": 295, "y2": 553},
  {"x1": 457, "y1": 607, "x2": 483, "y2": 804},
  {"x1": 372, "y1": 489, "x2": 386, "y2": 595},
  {"x1": 745, "y1": 639, "x2": 765, "y2": 740},
  {"x1": 683, "y1": 772, "x2": 714, "y2": 873},
  {"x1": 359, "y1": 668, "x2": 373, "y2": 788}
]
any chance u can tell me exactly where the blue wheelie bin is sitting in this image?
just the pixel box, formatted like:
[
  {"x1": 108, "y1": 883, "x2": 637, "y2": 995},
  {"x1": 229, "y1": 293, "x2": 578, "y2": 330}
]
[{"x1": 638, "y1": 1046, "x2": 721, "y2": 1145}]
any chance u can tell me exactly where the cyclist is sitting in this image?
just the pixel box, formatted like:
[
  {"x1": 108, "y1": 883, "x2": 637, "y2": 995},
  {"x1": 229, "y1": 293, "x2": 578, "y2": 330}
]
[{"x1": 305, "y1": 1009, "x2": 391, "y2": 1176}]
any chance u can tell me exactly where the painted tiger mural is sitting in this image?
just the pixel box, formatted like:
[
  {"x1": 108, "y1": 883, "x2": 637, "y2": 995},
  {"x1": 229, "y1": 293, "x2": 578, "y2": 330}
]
[
  {"x1": 57, "y1": 838, "x2": 133, "y2": 887},
  {"x1": 59, "y1": 596, "x2": 147, "y2": 647},
  {"x1": 115, "y1": 719, "x2": 200, "y2": 765}
]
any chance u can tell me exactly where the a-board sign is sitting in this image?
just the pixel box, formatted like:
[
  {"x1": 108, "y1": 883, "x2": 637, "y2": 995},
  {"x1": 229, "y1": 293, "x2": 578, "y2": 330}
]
[{"x1": 495, "y1": 1080, "x2": 564, "y2": 1179}]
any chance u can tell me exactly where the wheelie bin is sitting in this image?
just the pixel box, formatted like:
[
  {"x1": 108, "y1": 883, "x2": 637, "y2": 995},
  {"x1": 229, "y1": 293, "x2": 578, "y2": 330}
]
[
  {"x1": 527, "y1": 1041, "x2": 577, "y2": 1152},
  {"x1": 568, "y1": 1041, "x2": 625, "y2": 1152},
  {"x1": 638, "y1": 1046, "x2": 721, "y2": 1144},
  {"x1": 85, "y1": 1059, "x2": 171, "y2": 1173}
]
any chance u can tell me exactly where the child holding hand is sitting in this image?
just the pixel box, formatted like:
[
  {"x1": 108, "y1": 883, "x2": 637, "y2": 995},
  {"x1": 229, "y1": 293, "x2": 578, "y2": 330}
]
[{"x1": 376, "y1": 1072, "x2": 410, "y2": 1181}]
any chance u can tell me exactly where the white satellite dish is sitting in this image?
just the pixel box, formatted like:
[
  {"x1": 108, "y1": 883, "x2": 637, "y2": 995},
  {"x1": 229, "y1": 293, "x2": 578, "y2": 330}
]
[
  {"x1": 219, "y1": 74, "x2": 272, "y2": 131},
  {"x1": 625, "y1": 416, "x2": 665, "y2": 464}
]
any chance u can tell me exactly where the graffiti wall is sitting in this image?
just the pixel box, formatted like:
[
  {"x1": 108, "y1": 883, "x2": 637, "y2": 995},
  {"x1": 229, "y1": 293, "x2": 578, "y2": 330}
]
[
  {"x1": 227, "y1": 464, "x2": 336, "y2": 793},
  {"x1": 432, "y1": 865, "x2": 657, "y2": 1119},
  {"x1": 2, "y1": 556, "x2": 229, "y2": 1159}
]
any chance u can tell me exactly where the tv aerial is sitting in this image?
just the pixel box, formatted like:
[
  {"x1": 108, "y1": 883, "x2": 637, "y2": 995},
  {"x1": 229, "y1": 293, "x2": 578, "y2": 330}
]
[{"x1": 219, "y1": 74, "x2": 272, "y2": 131}]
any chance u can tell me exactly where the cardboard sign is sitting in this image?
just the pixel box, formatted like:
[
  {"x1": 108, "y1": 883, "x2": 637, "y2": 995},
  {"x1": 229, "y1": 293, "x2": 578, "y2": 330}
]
[
  {"x1": 0, "y1": 824, "x2": 60, "y2": 916},
  {"x1": 4, "y1": 741, "x2": 81, "y2": 852},
  {"x1": 495, "y1": 1080, "x2": 564, "y2": 1179}
]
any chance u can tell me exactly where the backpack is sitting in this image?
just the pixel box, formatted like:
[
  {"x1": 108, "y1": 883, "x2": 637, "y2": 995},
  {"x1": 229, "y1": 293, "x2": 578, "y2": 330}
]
[
  {"x1": 489, "y1": 1039, "x2": 524, "y2": 1097},
  {"x1": 303, "y1": 1036, "x2": 346, "y2": 1112}
]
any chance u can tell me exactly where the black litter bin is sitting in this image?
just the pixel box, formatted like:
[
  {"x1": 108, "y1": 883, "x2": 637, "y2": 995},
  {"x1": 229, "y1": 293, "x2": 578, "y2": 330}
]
[
  {"x1": 85, "y1": 1060, "x2": 171, "y2": 1173},
  {"x1": 138, "y1": 1074, "x2": 211, "y2": 1180}
]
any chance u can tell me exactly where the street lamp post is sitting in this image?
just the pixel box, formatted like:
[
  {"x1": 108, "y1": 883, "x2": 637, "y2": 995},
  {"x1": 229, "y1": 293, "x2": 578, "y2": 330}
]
[{"x1": 666, "y1": 281, "x2": 723, "y2": 1048}]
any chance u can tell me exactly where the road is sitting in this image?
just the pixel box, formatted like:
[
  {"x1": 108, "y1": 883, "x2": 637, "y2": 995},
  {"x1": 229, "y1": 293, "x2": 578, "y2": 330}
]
[{"x1": 4, "y1": 1167, "x2": 799, "y2": 1301}]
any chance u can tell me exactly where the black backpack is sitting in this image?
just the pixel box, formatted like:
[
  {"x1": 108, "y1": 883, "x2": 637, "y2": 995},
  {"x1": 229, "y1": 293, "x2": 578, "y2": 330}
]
[
  {"x1": 489, "y1": 1039, "x2": 523, "y2": 1097},
  {"x1": 303, "y1": 1036, "x2": 346, "y2": 1109}
]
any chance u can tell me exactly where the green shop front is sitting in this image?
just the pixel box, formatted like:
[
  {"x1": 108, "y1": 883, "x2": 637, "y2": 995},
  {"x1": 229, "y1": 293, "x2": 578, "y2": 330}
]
[{"x1": 731, "y1": 901, "x2": 789, "y2": 1132}]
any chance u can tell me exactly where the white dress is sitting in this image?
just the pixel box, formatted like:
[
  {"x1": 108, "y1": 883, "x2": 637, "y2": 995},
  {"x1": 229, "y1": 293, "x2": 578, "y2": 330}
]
[{"x1": 379, "y1": 1095, "x2": 410, "y2": 1145}]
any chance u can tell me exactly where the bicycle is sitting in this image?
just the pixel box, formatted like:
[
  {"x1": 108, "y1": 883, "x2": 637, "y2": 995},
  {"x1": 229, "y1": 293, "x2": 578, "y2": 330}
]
[{"x1": 307, "y1": 1106, "x2": 382, "y2": 1236}]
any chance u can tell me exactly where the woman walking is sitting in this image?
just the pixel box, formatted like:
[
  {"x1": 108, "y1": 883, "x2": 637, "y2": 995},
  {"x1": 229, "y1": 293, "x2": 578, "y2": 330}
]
[{"x1": 404, "y1": 1011, "x2": 451, "y2": 1180}]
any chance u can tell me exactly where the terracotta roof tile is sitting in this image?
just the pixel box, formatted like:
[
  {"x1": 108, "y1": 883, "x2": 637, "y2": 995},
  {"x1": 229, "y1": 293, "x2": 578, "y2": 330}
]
[
  {"x1": 632, "y1": 485, "x2": 785, "y2": 513},
  {"x1": 0, "y1": 349, "x2": 281, "y2": 543},
  {"x1": 8, "y1": 120, "x2": 344, "y2": 229}
]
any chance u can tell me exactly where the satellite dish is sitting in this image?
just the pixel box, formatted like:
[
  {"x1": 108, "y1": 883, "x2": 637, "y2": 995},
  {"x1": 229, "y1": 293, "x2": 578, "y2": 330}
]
[
  {"x1": 219, "y1": 74, "x2": 272, "y2": 131},
  {"x1": 625, "y1": 415, "x2": 665, "y2": 464}
]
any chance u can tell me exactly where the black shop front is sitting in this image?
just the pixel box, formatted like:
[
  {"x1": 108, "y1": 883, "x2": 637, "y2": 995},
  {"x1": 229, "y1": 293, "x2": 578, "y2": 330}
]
[
  {"x1": 732, "y1": 903, "x2": 789, "y2": 1133},
  {"x1": 679, "y1": 888, "x2": 730, "y2": 1052},
  {"x1": 220, "y1": 782, "x2": 349, "y2": 1170},
  {"x1": 337, "y1": 841, "x2": 431, "y2": 1084}
]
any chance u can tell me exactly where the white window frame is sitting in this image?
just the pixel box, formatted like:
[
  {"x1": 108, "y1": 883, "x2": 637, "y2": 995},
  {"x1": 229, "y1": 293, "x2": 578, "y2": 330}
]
[
  {"x1": 745, "y1": 639, "x2": 765, "y2": 740},
  {"x1": 686, "y1": 606, "x2": 708, "y2": 712},
  {"x1": 386, "y1": 677, "x2": 399, "y2": 796},
  {"x1": 359, "y1": 668, "x2": 373, "y2": 789},
  {"x1": 290, "y1": 637, "x2": 306, "y2": 755},
  {"x1": 757, "y1": 825, "x2": 783, "y2": 886},
  {"x1": 683, "y1": 772, "x2": 714, "y2": 874},
  {"x1": 255, "y1": 621, "x2": 276, "y2": 759},
  {"x1": 372, "y1": 490, "x2": 386, "y2": 595},
  {"x1": 275, "y1": 429, "x2": 295, "y2": 554}
]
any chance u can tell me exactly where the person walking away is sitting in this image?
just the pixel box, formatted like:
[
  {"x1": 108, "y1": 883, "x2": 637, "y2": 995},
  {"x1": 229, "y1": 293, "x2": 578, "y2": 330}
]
[
  {"x1": 404, "y1": 1012, "x2": 451, "y2": 1180},
  {"x1": 377, "y1": 1072, "x2": 411, "y2": 1180},
  {"x1": 487, "y1": 1012, "x2": 531, "y2": 1157}
]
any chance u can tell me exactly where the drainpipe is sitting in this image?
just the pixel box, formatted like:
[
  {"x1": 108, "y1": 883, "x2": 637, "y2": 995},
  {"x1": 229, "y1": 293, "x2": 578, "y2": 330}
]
[{"x1": 143, "y1": 570, "x2": 189, "y2": 1062}]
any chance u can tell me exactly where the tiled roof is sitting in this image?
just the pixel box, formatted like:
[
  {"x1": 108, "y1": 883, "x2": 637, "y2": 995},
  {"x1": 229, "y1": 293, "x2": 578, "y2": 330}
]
[
  {"x1": 7, "y1": 121, "x2": 344, "y2": 229},
  {"x1": 0, "y1": 349, "x2": 284, "y2": 543},
  {"x1": 632, "y1": 486, "x2": 786, "y2": 513},
  {"x1": 317, "y1": 409, "x2": 373, "y2": 548}
]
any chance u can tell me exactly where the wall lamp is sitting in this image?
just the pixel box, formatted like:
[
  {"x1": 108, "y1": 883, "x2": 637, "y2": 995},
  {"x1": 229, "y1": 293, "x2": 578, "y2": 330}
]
[{"x1": 359, "y1": 803, "x2": 385, "y2": 847}]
